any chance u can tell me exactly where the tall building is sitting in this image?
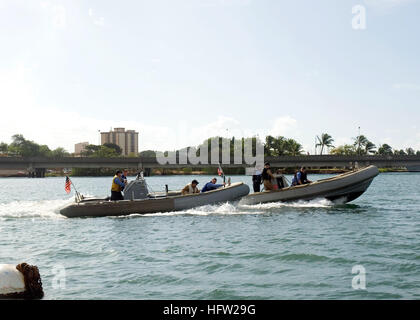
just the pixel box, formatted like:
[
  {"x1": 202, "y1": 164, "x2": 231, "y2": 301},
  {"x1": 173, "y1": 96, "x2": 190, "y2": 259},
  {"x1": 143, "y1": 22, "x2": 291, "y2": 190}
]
[
  {"x1": 74, "y1": 142, "x2": 89, "y2": 156},
  {"x1": 100, "y1": 128, "x2": 139, "y2": 156}
]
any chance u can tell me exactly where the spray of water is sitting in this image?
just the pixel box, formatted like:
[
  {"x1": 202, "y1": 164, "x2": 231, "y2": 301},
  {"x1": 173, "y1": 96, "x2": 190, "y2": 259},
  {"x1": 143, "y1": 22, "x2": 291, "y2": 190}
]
[
  {"x1": 0, "y1": 199, "x2": 72, "y2": 219},
  {"x1": 239, "y1": 198, "x2": 335, "y2": 210}
]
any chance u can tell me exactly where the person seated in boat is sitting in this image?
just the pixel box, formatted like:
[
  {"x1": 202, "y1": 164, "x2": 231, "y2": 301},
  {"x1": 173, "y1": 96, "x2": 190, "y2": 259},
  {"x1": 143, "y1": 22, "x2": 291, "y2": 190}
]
[
  {"x1": 181, "y1": 180, "x2": 200, "y2": 195},
  {"x1": 296, "y1": 167, "x2": 312, "y2": 185},
  {"x1": 201, "y1": 178, "x2": 225, "y2": 193},
  {"x1": 275, "y1": 169, "x2": 285, "y2": 189},
  {"x1": 262, "y1": 162, "x2": 275, "y2": 191},
  {"x1": 291, "y1": 170, "x2": 299, "y2": 186},
  {"x1": 111, "y1": 170, "x2": 125, "y2": 201}
]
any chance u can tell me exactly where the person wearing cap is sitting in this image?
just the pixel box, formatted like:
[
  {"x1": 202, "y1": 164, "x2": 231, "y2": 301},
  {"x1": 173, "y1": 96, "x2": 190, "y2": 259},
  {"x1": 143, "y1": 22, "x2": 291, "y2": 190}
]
[
  {"x1": 181, "y1": 180, "x2": 201, "y2": 195},
  {"x1": 262, "y1": 162, "x2": 275, "y2": 191},
  {"x1": 201, "y1": 178, "x2": 225, "y2": 193},
  {"x1": 111, "y1": 170, "x2": 125, "y2": 201}
]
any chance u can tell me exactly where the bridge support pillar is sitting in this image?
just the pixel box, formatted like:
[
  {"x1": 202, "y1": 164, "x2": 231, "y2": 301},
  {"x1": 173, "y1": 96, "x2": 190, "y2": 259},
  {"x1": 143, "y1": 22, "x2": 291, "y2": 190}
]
[
  {"x1": 34, "y1": 168, "x2": 46, "y2": 178},
  {"x1": 143, "y1": 168, "x2": 151, "y2": 177}
]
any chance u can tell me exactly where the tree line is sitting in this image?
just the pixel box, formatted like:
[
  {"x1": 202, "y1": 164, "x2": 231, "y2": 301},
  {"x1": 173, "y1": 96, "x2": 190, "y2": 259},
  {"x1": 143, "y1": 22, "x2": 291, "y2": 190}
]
[
  {"x1": 0, "y1": 134, "x2": 126, "y2": 158},
  {"x1": 1, "y1": 133, "x2": 419, "y2": 158}
]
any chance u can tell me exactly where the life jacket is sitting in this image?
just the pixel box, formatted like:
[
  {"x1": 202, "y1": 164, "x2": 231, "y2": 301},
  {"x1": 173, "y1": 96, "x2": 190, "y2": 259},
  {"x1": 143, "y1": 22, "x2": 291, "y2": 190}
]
[
  {"x1": 187, "y1": 183, "x2": 199, "y2": 194},
  {"x1": 111, "y1": 175, "x2": 122, "y2": 192},
  {"x1": 300, "y1": 171, "x2": 308, "y2": 183}
]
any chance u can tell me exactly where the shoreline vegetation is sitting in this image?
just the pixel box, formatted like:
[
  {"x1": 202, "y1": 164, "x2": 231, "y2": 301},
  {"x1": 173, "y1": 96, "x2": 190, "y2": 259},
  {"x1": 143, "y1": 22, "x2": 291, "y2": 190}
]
[
  {"x1": 0, "y1": 133, "x2": 419, "y2": 177},
  {"x1": 0, "y1": 167, "x2": 412, "y2": 178}
]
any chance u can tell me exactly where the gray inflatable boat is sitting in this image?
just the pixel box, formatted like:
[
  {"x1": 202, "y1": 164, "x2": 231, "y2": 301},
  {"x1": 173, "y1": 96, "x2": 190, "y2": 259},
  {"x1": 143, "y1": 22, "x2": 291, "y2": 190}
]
[
  {"x1": 60, "y1": 178, "x2": 250, "y2": 218},
  {"x1": 239, "y1": 165, "x2": 379, "y2": 206}
]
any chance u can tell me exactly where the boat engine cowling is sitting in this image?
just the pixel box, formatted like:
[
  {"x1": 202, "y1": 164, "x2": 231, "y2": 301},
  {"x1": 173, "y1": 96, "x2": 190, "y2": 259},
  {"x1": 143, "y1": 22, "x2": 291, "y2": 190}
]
[{"x1": 123, "y1": 178, "x2": 149, "y2": 200}]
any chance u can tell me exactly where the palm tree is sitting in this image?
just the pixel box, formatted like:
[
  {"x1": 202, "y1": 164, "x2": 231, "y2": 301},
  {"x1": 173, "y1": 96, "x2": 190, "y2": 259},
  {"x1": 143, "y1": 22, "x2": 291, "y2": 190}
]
[
  {"x1": 377, "y1": 144, "x2": 393, "y2": 155},
  {"x1": 285, "y1": 139, "x2": 303, "y2": 156},
  {"x1": 353, "y1": 135, "x2": 369, "y2": 155},
  {"x1": 316, "y1": 133, "x2": 334, "y2": 155},
  {"x1": 364, "y1": 141, "x2": 376, "y2": 154},
  {"x1": 406, "y1": 148, "x2": 415, "y2": 155}
]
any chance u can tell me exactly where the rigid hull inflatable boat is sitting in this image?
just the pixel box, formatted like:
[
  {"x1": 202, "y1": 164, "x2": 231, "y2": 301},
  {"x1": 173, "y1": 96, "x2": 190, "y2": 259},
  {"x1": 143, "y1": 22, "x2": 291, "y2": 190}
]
[
  {"x1": 239, "y1": 165, "x2": 379, "y2": 206},
  {"x1": 60, "y1": 178, "x2": 250, "y2": 218}
]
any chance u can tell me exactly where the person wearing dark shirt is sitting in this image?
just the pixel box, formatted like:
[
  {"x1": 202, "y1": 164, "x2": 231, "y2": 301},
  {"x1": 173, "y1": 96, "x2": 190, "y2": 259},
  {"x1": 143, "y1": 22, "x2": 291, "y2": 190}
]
[
  {"x1": 296, "y1": 167, "x2": 312, "y2": 185},
  {"x1": 201, "y1": 178, "x2": 225, "y2": 193},
  {"x1": 252, "y1": 169, "x2": 262, "y2": 193},
  {"x1": 292, "y1": 170, "x2": 299, "y2": 186},
  {"x1": 276, "y1": 169, "x2": 285, "y2": 189}
]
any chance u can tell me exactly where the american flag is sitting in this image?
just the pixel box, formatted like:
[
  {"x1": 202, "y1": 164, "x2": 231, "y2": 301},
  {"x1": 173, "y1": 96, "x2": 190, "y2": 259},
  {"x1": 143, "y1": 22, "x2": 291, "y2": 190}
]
[
  {"x1": 65, "y1": 176, "x2": 71, "y2": 194},
  {"x1": 217, "y1": 164, "x2": 224, "y2": 177}
]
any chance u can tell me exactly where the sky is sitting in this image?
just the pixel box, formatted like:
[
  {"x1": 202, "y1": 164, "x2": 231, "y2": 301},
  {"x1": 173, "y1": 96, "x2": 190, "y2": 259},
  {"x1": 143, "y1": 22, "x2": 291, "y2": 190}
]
[{"x1": 0, "y1": 0, "x2": 419, "y2": 153}]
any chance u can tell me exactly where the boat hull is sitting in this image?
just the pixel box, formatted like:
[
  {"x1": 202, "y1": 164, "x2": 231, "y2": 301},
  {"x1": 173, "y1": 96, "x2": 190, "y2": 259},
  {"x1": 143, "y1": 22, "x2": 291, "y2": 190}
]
[
  {"x1": 239, "y1": 166, "x2": 379, "y2": 206},
  {"x1": 60, "y1": 182, "x2": 250, "y2": 218}
]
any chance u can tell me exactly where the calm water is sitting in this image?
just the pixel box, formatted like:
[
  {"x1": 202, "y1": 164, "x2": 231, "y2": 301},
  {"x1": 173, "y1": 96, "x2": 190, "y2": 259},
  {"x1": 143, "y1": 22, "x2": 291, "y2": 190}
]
[{"x1": 0, "y1": 173, "x2": 419, "y2": 299}]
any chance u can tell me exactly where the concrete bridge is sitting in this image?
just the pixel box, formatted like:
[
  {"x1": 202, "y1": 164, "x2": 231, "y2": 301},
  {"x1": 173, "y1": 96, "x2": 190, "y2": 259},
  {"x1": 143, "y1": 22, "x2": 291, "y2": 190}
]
[{"x1": 1, "y1": 155, "x2": 420, "y2": 177}]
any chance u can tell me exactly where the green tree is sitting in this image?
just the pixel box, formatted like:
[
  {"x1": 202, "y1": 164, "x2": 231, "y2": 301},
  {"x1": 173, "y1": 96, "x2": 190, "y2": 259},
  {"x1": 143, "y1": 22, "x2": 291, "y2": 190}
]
[
  {"x1": 364, "y1": 141, "x2": 376, "y2": 155},
  {"x1": 80, "y1": 144, "x2": 101, "y2": 156},
  {"x1": 93, "y1": 146, "x2": 119, "y2": 157},
  {"x1": 264, "y1": 135, "x2": 276, "y2": 156},
  {"x1": 0, "y1": 142, "x2": 8, "y2": 154},
  {"x1": 406, "y1": 147, "x2": 415, "y2": 155},
  {"x1": 353, "y1": 135, "x2": 376, "y2": 155},
  {"x1": 394, "y1": 149, "x2": 406, "y2": 155},
  {"x1": 377, "y1": 144, "x2": 393, "y2": 155},
  {"x1": 316, "y1": 133, "x2": 334, "y2": 155},
  {"x1": 50, "y1": 147, "x2": 70, "y2": 158},
  {"x1": 284, "y1": 139, "x2": 304, "y2": 156},
  {"x1": 353, "y1": 135, "x2": 369, "y2": 155},
  {"x1": 330, "y1": 144, "x2": 356, "y2": 155},
  {"x1": 8, "y1": 134, "x2": 42, "y2": 157},
  {"x1": 103, "y1": 143, "x2": 122, "y2": 155},
  {"x1": 139, "y1": 150, "x2": 157, "y2": 157}
]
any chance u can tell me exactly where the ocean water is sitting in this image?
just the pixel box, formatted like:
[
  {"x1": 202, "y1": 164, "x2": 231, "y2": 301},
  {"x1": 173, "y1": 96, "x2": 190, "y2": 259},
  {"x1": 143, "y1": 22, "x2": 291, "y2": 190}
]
[{"x1": 0, "y1": 173, "x2": 419, "y2": 299}]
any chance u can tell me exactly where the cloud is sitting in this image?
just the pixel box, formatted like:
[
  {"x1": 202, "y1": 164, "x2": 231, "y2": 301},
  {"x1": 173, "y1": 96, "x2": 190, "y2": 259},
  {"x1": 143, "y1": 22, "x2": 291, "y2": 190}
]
[
  {"x1": 393, "y1": 83, "x2": 420, "y2": 91},
  {"x1": 365, "y1": 0, "x2": 417, "y2": 8},
  {"x1": 88, "y1": 8, "x2": 105, "y2": 27},
  {"x1": 52, "y1": 5, "x2": 67, "y2": 28},
  {"x1": 268, "y1": 116, "x2": 298, "y2": 137},
  {"x1": 364, "y1": 0, "x2": 418, "y2": 14}
]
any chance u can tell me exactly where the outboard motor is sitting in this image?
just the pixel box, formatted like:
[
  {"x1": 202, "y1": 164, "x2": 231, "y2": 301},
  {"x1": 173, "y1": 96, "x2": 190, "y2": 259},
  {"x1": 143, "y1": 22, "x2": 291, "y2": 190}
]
[{"x1": 123, "y1": 172, "x2": 149, "y2": 200}]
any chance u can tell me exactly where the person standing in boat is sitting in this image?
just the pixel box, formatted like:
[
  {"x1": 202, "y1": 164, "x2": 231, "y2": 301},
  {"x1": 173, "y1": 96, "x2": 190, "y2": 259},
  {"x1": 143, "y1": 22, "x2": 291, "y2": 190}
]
[
  {"x1": 181, "y1": 180, "x2": 200, "y2": 195},
  {"x1": 121, "y1": 169, "x2": 129, "y2": 191},
  {"x1": 262, "y1": 162, "x2": 275, "y2": 191},
  {"x1": 252, "y1": 168, "x2": 262, "y2": 193},
  {"x1": 121, "y1": 169, "x2": 128, "y2": 184},
  {"x1": 111, "y1": 170, "x2": 125, "y2": 201},
  {"x1": 201, "y1": 178, "x2": 225, "y2": 193}
]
